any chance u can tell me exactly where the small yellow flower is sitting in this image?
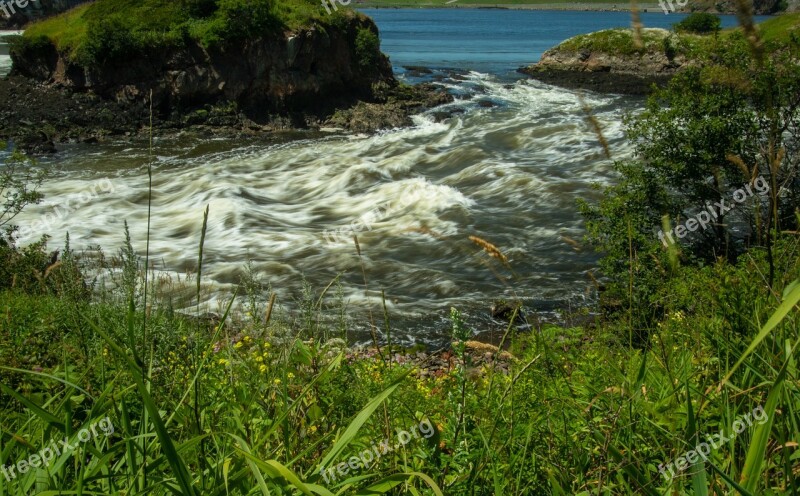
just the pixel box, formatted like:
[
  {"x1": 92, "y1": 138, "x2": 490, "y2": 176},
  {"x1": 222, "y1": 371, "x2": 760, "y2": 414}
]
[
  {"x1": 273, "y1": 378, "x2": 281, "y2": 385},
  {"x1": 309, "y1": 425, "x2": 318, "y2": 434},
  {"x1": 259, "y1": 364, "x2": 267, "y2": 373},
  {"x1": 234, "y1": 341, "x2": 244, "y2": 349},
  {"x1": 287, "y1": 373, "x2": 295, "y2": 379},
  {"x1": 243, "y1": 335, "x2": 251, "y2": 342},
  {"x1": 255, "y1": 355, "x2": 264, "y2": 363},
  {"x1": 218, "y1": 358, "x2": 229, "y2": 366}
]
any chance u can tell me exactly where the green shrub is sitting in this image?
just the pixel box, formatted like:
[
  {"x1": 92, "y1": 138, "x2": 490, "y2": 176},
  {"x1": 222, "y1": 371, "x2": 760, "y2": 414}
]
[
  {"x1": 77, "y1": 15, "x2": 141, "y2": 65},
  {"x1": 662, "y1": 34, "x2": 677, "y2": 59},
  {"x1": 354, "y1": 26, "x2": 379, "y2": 70},
  {"x1": 674, "y1": 12, "x2": 721, "y2": 34}
]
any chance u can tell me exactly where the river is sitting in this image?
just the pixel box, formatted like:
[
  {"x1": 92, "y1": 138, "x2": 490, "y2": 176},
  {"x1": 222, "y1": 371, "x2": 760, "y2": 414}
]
[{"x1": 4, "y1": 10, "x2": 768, "y2": 344}]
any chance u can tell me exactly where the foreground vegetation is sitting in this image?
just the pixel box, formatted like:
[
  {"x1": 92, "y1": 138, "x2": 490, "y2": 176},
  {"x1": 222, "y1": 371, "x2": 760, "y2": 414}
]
[{"x1": 1, "y1": 9, "x2": 800, "y2": 496}]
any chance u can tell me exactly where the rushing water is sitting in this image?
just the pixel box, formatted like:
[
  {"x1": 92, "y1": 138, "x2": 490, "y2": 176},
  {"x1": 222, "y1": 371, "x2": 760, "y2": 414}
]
[
  {"x1": 0, "y1": 31, "x2": 23, "y2": 77},
  {"x1": 4, "y1": 10, "x2": 770, "y2": 344}
]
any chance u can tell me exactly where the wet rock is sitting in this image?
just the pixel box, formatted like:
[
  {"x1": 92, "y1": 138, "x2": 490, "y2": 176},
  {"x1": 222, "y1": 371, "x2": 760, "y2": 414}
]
[
  {"x1": 491, "y1": 299, "x2": 525, "y2": 322},
  {"x1": 403, "y1": 66, "x2": 434, "y2": 77}
]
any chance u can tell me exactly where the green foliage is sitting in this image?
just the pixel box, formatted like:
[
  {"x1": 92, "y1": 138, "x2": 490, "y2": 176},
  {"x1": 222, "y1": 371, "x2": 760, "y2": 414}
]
[
  {"x1": 580, "y1": 34, "x2": 800, "y2": 332},
  {"x1": 674, "y1": 13, "x2": 722, "y2": 34},
  {"x1": 354, "y1": 26, "x2": 380, "y2": 71},
  {"x1": 0, "y1": 145, "x2": 44, "y2": 233},
  {"x1": 187, "y1": 0, "x2": 277, "y2": 48},
  {"x1": 662, "y1": 34, "x2": 677, "y2": 60},
  {"x1": 77, "y1": 15, "x2": 144, "y2": 65}
]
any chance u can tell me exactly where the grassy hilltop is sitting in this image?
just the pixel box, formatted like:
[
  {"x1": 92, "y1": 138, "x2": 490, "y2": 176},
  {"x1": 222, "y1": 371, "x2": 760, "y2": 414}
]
[{"x1": 19, "y1": 0, "x2": 354, "y2": 67}]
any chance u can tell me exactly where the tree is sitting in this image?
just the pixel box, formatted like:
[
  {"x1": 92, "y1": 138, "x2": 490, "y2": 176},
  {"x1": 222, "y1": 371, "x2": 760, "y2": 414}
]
[{"x1": 579, "y1": 30, "x2": 800, "y2": 329}]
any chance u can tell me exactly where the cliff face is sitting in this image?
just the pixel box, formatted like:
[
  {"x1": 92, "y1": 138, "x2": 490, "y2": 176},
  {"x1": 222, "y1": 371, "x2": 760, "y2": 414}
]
[{"x1": 10, "y1": 15, "x2": 394, "y2": 117}]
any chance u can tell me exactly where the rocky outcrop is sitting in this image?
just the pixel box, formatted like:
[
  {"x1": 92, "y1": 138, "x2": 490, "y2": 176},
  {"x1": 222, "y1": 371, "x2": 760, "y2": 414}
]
[
  {"x1": 10, "y1": 14, "x2": 394, "y2": 118},
  {"x1": 519, "y1": 28, "x2": 687, "y2": 94},
  {"x1": 1, "y1": 11, "x2": 455, "y2": 152}
]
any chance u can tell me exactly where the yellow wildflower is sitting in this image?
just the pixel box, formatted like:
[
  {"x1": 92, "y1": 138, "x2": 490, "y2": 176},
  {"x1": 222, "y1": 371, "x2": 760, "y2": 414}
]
[
  {"x1": 287, "y1": 373, "x2": 295, "y2": 379},
  {"x1": 309, "y1": 425, "x2": 317, "y2": 434},
  {"x1": 234, "y1": 341, "x2": 244, "y2": 349},
  {"x1": 259, "y1": 364, "x2": 267, "y2": 373},
  {"x1": 218, "y1": 358, "x2": 229, "y2": 366},
  {"x1": 273, "y1": 378, "x2": 281, "y2": 385}
]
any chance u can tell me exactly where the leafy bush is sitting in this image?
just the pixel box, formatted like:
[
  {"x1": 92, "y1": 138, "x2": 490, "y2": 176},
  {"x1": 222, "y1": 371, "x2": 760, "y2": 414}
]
[
  {"x1": 77, "y1": 15, "x2": 141, "y2": 65},
  {"x1": 354, "y1": 26, "x2": 380, "y2": 70},
  {"x1": 674, "y1": 12, "x2": 721, "y2": 34}
]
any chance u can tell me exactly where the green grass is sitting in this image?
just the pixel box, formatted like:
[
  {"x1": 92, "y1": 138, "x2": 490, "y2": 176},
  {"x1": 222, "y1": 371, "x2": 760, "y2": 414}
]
[
  {"x1": 0, "y1": 232, "x2": 797, "y2": 494},
  {"x1": 758, "y1": 11, "x2": 800, "y2": 43},
  {"x1": 22, "y1": 3, "x2": 91, "y2": 53},
  {"x1": 557, "y1": 27, "x2": 674, "y2": 55}
]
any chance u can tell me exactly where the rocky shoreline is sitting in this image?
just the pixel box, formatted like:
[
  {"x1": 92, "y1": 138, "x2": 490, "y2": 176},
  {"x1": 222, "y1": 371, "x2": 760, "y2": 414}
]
[{"x1": 0, "y1": 74, "x2": 452, "y2": 154}]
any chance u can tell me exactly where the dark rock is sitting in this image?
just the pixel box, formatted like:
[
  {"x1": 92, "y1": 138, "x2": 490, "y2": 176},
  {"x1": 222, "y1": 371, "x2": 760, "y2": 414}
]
[{"x1": 491, "y1": 299, "x2": 525, "y2": 322}]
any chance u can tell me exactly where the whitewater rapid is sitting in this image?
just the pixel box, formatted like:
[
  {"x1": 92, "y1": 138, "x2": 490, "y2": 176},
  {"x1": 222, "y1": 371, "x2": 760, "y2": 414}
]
[{"x1": 13, "y1": 72, "x2": 637, "y2": 343}]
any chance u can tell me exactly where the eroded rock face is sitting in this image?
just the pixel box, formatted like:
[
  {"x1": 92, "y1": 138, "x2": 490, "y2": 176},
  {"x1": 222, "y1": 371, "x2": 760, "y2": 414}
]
[{"x1": 11, "y1": 14, "x2": 394, "y2": 118}]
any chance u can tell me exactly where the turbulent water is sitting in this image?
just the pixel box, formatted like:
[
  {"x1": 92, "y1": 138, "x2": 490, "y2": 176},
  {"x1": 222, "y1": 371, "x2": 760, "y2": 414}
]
[
  {"x1": 12, "y1": 73, "x2": 635, "y2": 343},
  {"x1": 6, "y1": 9, "x2": 768, "y2": 344}
]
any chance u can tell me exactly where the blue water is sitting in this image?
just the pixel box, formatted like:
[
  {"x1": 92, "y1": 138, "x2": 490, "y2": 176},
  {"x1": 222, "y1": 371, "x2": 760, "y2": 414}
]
[{"x1": 360, "y1": 9, "x2": 771, "y2": 76}]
